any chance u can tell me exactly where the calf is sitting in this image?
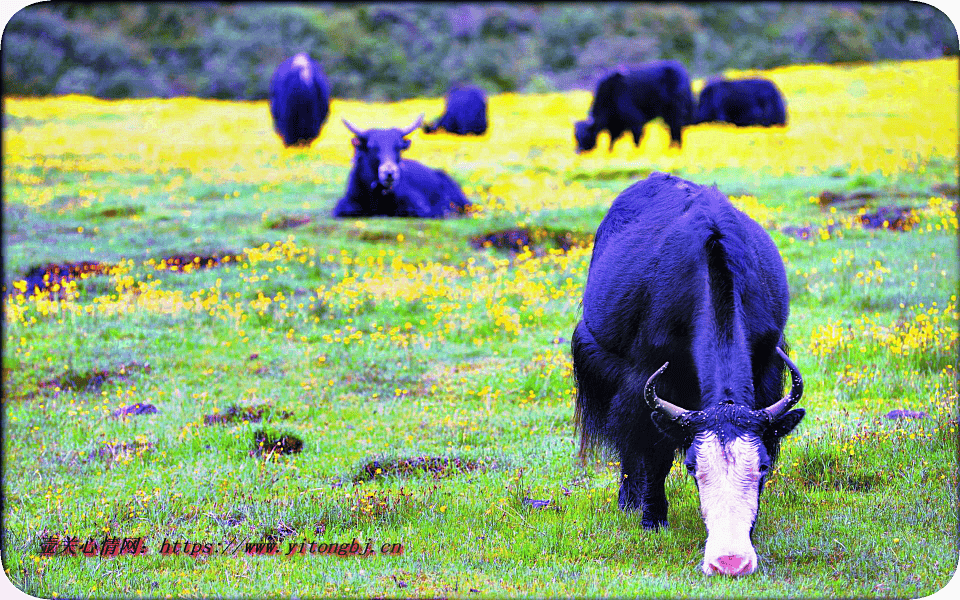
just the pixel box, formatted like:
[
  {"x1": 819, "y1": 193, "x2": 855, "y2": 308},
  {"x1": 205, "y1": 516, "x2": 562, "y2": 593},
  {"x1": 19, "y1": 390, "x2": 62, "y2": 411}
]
[
  {"x1": 572, "y1": 172, "x2": 805, "y2": 576},
  {"x1": 332, "y1": 114, "x2": 471, "y2": 218}
]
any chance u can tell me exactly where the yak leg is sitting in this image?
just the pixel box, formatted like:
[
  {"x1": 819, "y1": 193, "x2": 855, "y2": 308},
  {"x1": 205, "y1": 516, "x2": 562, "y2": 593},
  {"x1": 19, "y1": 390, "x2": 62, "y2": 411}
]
[
  {"x1": 332, "y1": 195, "x2": 366, "y2": 218},
  {"x1": 399, "y1": 189, "x2": 435, "y2": 218},
  {"x1": 619, "y1": 449, "x2": 673, "y2": 530}
]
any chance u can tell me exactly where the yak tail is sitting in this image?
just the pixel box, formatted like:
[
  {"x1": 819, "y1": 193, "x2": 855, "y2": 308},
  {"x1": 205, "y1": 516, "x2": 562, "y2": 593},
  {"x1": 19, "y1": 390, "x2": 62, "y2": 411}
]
[{"x1": 571, "y1": 320, "x2": 644, "y2": 461}]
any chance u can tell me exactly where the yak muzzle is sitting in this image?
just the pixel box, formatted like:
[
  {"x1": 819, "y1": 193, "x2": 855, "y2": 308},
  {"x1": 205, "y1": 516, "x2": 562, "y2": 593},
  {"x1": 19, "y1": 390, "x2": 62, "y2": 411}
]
[{"x1": 378, "y1": 162, "x2": 399, "y2": 190}]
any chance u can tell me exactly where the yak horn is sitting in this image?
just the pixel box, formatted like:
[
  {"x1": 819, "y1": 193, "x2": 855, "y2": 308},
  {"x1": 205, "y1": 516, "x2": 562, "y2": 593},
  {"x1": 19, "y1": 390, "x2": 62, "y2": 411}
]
[
  {"x1": 644, "y1": 362, "x2": 689, "y2": 421},
  {"x1": 763, "y1": 347, "x2": 804, "y2": 420},
  {"x1": 398, "y1": 113, "x2": 424, "y2": 137},
  {"x1": 342, "y1": 118, "x2": 366, "y2": 138}
]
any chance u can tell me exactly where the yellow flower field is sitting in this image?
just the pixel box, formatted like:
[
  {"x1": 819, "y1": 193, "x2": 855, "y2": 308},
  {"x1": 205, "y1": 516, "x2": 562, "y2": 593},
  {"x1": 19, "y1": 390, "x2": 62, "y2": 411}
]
[{"x1": 4, "y1": 58, "x2": 957, "y2": 211}]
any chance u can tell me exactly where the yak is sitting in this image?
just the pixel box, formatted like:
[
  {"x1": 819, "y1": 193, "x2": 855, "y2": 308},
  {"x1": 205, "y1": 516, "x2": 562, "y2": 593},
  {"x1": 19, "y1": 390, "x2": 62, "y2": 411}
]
[
  {"x1": 571, "y1": 172, "x2": 805, "y2": 577},
  {"x1": 693, "y1": 78, "x2": 787, "y2": 127},
  {"x1": 574, "y1": 60, "x2": 694, "y2": 153},
  {"x1": 332, "y1": 114, "x2": 472, "y2": 219},
  {"x1": 423, "y1": 85, "x2": 488, "y2": 135},
  {"x1": 269, "y1": 53, "x2": 331, "y2": 147}
]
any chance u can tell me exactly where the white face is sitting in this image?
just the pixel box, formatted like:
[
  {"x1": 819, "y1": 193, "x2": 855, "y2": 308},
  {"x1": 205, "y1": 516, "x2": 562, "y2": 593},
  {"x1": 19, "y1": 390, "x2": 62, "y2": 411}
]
[{"x1": 689, "y1": 431, "x2": 766, "y2": 576}]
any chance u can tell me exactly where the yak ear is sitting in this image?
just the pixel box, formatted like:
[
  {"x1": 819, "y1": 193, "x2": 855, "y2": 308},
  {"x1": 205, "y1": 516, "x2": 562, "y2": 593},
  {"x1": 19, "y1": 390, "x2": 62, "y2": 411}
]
[
  {"x1": 766, "y1": 408, "x2": 805, "y2": 440},
  {"x1": 351, "y1": 136, "x2": 366, "y2": 149},
  {"x1": 650, "y1": 411, "x2": 687, "y2": 441},
  {"x1": 399, "y1": 138, "x2": 411, "y2": 150}
]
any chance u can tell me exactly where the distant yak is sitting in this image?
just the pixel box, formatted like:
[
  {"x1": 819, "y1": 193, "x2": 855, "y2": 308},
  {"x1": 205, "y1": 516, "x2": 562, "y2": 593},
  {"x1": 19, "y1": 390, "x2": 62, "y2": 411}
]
[
  {"x1": 422, "y1": 85, "x2": 488, "y2": 135},
  {"x1": 575, "y1": 60, "x2": 694, "y2": 153},
  {"x1": 269, "y1": 53, "x2": 331, "y2": 147},
  {"x1": 693, "y1": 78, "x2": 787, "y2": 127},
  {"x1": 333, "y1": 114, "x2": 472, "y2": 218}
]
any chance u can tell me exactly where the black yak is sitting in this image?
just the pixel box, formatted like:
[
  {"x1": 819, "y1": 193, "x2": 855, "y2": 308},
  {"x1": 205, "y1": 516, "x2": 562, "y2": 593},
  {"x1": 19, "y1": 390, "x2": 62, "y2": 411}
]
[
  {"x1": 269, "y1": 53, "x2": 331, "y2": 147},
  {"x1": 574, "y1": 61, "x2": 694, "y2": 152},
  {"x1": 693, "y1": 78, "x2": 787, "y2": 127},
  {"x1": 423, "y1": 85, "x2": 488, "y2": 135},
  {"x1": 332, "y1": 114, "x2": 471, "y2": 218},
  {"x1": 571, "y1": 172, "x2": 805, "y2": 576}
]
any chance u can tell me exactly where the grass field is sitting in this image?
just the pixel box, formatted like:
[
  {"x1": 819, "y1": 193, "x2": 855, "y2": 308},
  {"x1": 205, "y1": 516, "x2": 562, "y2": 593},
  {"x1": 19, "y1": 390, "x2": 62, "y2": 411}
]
[{"x1": 2, "y1": 57, "x2": 958, "y2": 598}]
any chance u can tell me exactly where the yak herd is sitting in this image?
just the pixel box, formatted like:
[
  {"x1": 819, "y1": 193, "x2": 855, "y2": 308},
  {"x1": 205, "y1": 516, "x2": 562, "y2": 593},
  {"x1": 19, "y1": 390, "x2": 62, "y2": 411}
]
[
  {"x1": 268, "y1": 52, "x2": 801, "y2": 577},
  {"x1": 268, "y1": 54, "x2": 787, "y2": 219}
]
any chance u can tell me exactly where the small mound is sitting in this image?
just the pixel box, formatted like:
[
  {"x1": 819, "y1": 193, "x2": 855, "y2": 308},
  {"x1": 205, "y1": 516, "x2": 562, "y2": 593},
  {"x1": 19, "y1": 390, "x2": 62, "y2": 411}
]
[
  {"x1": 87, "y1": 439, "x2": 154, "y2": 461},
  {"x1": 354, "y1": 455, "x2": 492, "y2": 482},
  {"x1": 112, "y1": 403, "x2": 159, "y2": 418},
  {"x1": 9, "y1": 261, "x2": 113, "y2": 297},
  {"x1": 857, "y1": 206, "x2": 919, "y2": 231},
  {"x1": 252, "y1": 430, "x2": 304, "y2": 456},
  {"x1": 204, "y1": 404, "x2": 293, "y2": 426},
  {"x1": 151, "y1": 252, "x2": 242, "y2": 273},
  {"x1": 266, "y1": 215, "x2": 311, "y2": 230},
  {"x1": 39, "y1": 362, "x2": 152, "y2": 396},
  {"x1": 470, "y1": 227, "x2": 590, "y2": 253}
]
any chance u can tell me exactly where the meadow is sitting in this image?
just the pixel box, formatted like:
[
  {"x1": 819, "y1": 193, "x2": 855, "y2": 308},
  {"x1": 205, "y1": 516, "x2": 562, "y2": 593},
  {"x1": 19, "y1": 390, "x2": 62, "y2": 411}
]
[{"x1": 1, "y1": 57, "x2": 958, "y2": 598}]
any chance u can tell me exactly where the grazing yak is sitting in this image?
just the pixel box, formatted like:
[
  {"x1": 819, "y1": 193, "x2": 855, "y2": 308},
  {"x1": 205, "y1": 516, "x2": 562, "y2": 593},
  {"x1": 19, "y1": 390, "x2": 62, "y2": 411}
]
[
  {"x1": 574, "y1": 60, "x2": 694, "y2": 153},
  {"x1": 423, "y1": 85, "x2": 488, "y2": 135},
  {"x1": 693, "y1": 78, "x2": 787, "y2": 127},
  {"x1": 571, "y1": 172, "x2": 805, "y2": 577},
  {"x1": 269, "y1": 53, "x2": 330, "y2": 147},
  {"x1": 332, "y1": 114, "x2": 471, "y2": 218}
]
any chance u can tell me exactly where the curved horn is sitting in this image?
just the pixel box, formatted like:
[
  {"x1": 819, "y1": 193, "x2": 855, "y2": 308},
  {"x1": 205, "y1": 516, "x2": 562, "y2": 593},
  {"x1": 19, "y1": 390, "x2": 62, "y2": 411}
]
[
  {"x1": 342, "y1": 118, "x2": 366, "y2": 138},
  {"x1": 644, "y1": 362, "x2": 690, "y2": 421},
  {"x1": 764, "y1": 347, "x2": 804, "y2": 420},
  {"x1": 398, "y1": 113, "x2": 424, "y2": 137}
]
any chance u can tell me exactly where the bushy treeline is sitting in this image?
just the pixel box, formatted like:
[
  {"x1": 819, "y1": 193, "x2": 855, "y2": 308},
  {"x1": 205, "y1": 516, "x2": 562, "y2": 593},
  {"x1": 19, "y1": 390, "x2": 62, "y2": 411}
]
[{"x1": 2, "y1": 2, "x2": 957, "y2": 100}]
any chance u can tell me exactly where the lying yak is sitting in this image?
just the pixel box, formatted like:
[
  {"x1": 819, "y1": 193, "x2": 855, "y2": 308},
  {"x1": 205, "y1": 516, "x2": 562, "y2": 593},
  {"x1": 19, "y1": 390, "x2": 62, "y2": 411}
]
[
  {"x1": 423, "y1": 85, "x2": 488, "y2": 135},
  {"x1": 574, "y1": 60, "x2": 694, "y2": 153},
  {"x1": 332, "y1": 114, "x2": 471, "y2": 218},
  {"x1": 571, "y1": 172, "x2": 805, "y2": 577},
  {"x1": 693, "y1": 78, "x2": 787, "y2": 127},
  {"x1": 269, "y1": 53, "x2": 330, "y2": 147}
]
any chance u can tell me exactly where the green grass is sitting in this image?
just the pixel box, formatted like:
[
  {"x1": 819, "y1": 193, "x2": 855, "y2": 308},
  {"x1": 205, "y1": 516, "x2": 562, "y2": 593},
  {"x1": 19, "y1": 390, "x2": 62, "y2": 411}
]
[{"x1": 2, "y1": 108, "x2": 958, "y2": 597}]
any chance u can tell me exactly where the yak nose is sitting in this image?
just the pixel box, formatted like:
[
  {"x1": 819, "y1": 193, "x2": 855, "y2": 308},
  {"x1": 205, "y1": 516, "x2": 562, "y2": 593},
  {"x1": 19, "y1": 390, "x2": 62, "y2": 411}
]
[
  {"x1": 379, "y1": 162, "x2": 399, "y2": 187},
  {"x1": 706, "y1": 554, "x2": 755, "y2": 577}
]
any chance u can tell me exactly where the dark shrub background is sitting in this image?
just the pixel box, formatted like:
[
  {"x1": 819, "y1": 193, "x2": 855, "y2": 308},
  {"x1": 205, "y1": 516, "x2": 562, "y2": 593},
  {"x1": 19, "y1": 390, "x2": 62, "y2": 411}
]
[{"x1": 2, "y1": 2, "x2": 957, "y2": 100}]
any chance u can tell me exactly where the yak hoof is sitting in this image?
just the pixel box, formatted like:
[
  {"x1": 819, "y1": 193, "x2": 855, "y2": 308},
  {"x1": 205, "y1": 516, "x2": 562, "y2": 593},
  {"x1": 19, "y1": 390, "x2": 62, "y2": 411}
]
[{"x1": 642, "y1": 518, "x2": 668, "y2": 531}]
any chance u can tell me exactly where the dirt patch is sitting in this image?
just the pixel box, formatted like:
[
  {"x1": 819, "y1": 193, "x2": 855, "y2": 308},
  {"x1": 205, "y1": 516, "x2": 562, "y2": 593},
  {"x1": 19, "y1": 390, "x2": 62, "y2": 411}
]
[
  {"x1": 266, "y1": 215, "x2": 312, "y2": 230},
  {"x1": 204, "y1": 403, "x2": 293, "y2": 426},
  {"x1": 857, "y1": 206, "x2": 920, "y2": 231},
  {"x1": 87, "y1": 440, "x2": 154, "y2": 461},
  {"x1": 883, "y1": 409, "x2": 929, "y2": 420},
  {"x1": 252, "y1": 429, "x2": 304, "y2": 457},
  {"x1": 930, "y1": 182, "x2": 959, "y2": 199},
  {"x1": 568, "y1": 166, "x2": 654, "y2": 182},
  {"x1": 779, "y1": 224, "x2": 842, "y2": 240},
  {"x1": 39, "y1": 362, "x2": 152, "y2": 397},
  {"x1": 470, "y1": 227, "x2": 591, "y2": 253},
  {"x1": 341, "y1": 228, "x2": 404, "y2": 243},
  {"x1": 112, "y1": 403, "x2": 159, "y2": 418},
  {"x1": 9, "y1": 261, "x2": 114, "y2": 297},
  {"x1": 354, "y1": 455, "x2": 493, "y2": 482},
  {"x1": 8, "y1": 249, "x2": 243, "y2": 296},
  {"x1": 151, "y1": 252, "x2": 242, "y2": 273},
  {"x1": 97, "y1": 205, "x2": 144, "y2": 218}
]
